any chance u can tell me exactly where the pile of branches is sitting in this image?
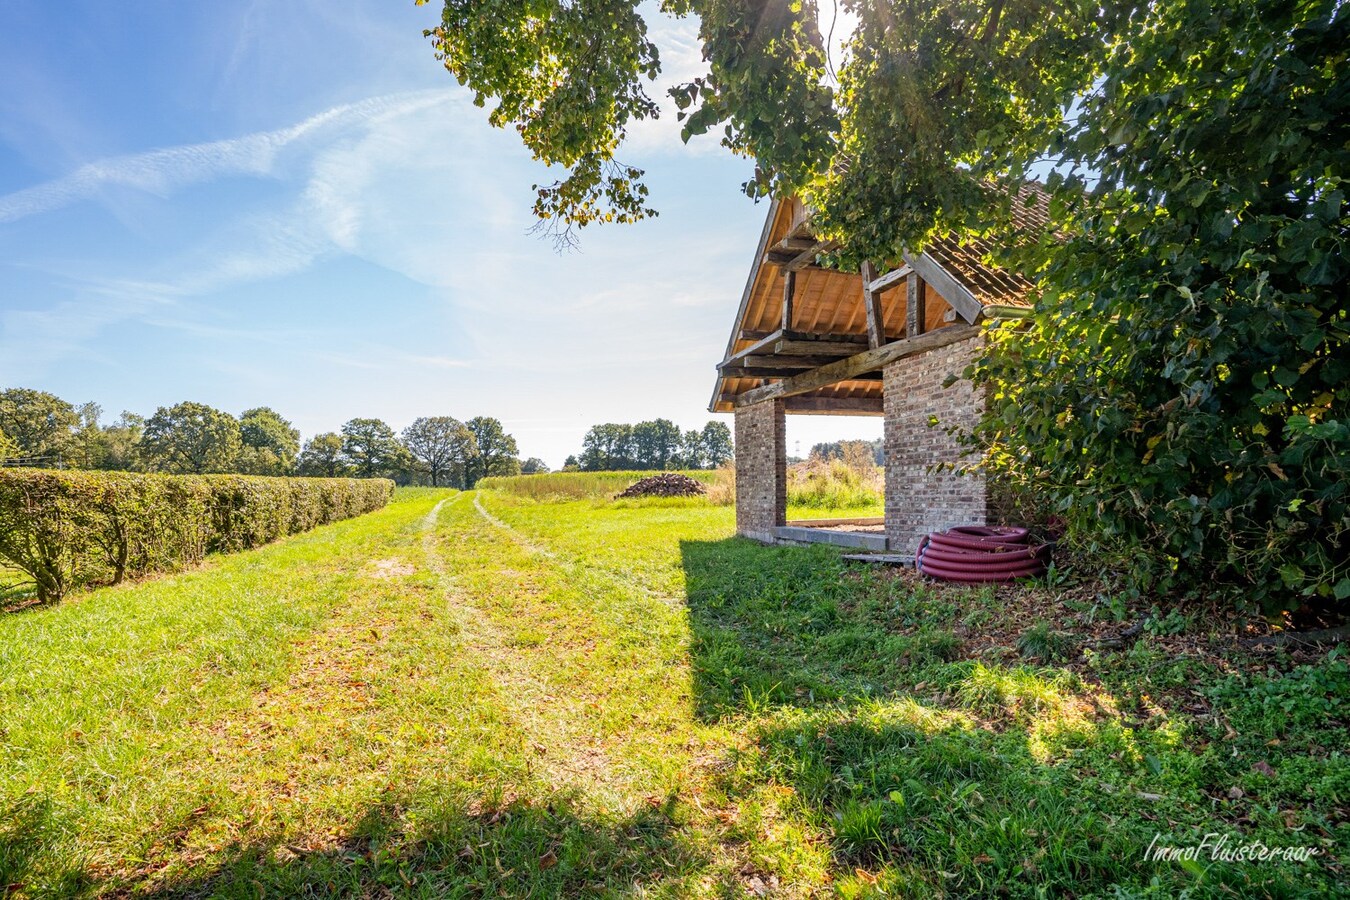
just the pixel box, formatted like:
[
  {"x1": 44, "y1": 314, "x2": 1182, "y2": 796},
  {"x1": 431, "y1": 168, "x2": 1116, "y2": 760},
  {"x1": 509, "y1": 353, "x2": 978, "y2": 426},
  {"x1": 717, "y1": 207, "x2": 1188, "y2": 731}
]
[{"x1": 616, "y1": 473, "x2": 707, "y2": 498}]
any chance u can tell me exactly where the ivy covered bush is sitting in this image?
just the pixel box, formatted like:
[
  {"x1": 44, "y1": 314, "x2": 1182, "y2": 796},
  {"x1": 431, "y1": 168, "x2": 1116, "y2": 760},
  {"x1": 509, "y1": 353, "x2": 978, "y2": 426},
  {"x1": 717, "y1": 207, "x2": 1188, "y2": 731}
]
[
  {"x1": 0, "y1": 470, "x2": 393, "y2": 602},
  {"x1": 969, "y1": 2, "x2": 1348, "y2": 614}
]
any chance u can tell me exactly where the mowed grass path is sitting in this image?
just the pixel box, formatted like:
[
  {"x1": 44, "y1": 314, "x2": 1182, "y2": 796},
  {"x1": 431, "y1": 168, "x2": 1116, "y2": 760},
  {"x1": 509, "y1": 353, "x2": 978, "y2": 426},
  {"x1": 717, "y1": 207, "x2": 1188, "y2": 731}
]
[{"x1": 1, "y1": 489, "x2": 1346, "y2": 897}]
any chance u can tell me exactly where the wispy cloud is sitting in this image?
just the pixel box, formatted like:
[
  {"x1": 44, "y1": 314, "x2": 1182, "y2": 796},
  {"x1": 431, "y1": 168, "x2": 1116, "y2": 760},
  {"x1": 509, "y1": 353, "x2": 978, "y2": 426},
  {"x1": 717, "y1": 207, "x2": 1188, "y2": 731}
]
[
  {"x1": 0, "y1": 89, "x2": 453, "y2": 224},
  {"x1": 0, "y1": 87, "x2": 507, "y2": 380}
]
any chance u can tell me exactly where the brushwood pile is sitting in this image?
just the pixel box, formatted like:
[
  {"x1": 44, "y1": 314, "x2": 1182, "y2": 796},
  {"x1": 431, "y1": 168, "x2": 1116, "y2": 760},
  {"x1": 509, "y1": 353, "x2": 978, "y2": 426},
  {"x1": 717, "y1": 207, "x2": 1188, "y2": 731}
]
[{"x1": 615, "y1": 473, "x2": 706, "y2": 498}]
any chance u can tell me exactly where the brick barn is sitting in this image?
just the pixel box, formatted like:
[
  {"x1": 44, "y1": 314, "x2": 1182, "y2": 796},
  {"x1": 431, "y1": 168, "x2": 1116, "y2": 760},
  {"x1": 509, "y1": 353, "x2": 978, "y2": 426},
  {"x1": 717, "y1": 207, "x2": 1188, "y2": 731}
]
[{"x1": 710, "y1": 189, "x2": 1048, "y2": 554}]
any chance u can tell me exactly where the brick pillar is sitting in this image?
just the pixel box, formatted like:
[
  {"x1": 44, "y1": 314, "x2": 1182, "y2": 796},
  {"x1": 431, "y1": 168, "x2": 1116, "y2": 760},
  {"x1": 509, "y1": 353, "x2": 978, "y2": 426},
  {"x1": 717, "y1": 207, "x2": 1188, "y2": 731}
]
[
  {"x1": 883, "y1": 334, "x2": 991, "y2": 554},
  {"x1": 734, "y1": 399, "x2": 786, "y2": 542}
]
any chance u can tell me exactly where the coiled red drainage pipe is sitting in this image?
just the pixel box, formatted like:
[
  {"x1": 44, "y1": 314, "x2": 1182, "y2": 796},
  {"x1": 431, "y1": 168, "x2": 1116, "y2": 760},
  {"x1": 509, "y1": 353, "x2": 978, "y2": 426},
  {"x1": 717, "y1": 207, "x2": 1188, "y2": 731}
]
[{"x1": 916, "y1": 525, "x2": 1052, "y2": 583}]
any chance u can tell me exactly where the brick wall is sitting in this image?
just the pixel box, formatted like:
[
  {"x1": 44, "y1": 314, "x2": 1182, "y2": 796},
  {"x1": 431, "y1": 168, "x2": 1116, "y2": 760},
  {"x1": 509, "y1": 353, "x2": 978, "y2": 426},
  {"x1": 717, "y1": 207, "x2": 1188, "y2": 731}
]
[
  {"x1": 734, "y1": 399, "x2": 786, "y2": 542},
  {"x1": 883, "y1": 334, "x2": 990, "y2": 554}
]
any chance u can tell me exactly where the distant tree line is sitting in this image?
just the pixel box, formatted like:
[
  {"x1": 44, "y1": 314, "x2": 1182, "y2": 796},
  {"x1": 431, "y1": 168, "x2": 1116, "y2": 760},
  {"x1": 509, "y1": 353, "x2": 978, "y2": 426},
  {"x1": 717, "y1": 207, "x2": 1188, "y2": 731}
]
[
  {"x1": 563, "y1": 420, "x2": 732, "y2": 472},
  {"x1": 809, "y1": 439, "x2": 883, "y2": 467},
  {"x1": 0, "y1": 387, "x2": 530, "y2": 488}
]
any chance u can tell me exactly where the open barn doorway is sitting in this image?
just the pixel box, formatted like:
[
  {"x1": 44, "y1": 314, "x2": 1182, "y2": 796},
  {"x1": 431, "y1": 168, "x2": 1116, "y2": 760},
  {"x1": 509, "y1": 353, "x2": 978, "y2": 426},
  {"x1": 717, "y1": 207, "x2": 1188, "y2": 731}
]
[{"x1": 779, "y1": 415, "x2": 887, "y2": 549}]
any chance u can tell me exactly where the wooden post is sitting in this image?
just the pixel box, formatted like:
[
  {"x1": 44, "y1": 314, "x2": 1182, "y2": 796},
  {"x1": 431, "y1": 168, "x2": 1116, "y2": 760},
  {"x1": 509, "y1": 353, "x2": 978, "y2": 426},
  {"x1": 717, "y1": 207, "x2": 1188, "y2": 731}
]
[
  {"x1": 907, "y1": 273, "x2": 927, "y2": 338},
  {"x1": 781, "y1": 270, "x2": 796, "y2": 332},
  {"x1": 860, "y1": 260, "x2": 885, "y2": 349}
]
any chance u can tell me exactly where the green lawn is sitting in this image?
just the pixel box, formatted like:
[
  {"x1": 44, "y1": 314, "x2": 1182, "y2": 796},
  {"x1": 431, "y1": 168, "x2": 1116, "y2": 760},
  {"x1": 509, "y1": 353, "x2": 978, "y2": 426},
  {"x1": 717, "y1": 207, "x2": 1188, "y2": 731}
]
[{"x1": 0, "y1": 489, "x2": 1344, "y2": 897}]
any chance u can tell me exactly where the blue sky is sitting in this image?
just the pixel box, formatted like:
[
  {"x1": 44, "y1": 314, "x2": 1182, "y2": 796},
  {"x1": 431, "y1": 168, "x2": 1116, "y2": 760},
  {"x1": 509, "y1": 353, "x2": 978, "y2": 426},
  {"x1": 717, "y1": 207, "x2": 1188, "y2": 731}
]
[{"x1": 0, "y1": 0, "x2": 879, "y2": 466}]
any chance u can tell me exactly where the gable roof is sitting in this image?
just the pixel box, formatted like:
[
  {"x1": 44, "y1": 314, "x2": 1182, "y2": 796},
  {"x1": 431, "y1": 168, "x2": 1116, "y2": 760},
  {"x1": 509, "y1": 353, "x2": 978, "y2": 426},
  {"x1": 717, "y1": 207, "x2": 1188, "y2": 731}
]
[{"x1": 709, "y1": 185, "x2": 1051, "y2": 414}]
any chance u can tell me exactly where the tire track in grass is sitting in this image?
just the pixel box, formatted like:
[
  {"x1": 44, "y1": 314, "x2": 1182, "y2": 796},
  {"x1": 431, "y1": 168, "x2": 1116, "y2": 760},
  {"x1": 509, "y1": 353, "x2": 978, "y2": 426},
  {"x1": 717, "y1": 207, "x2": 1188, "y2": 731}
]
[
  {"x1": 460, "y1": 493, "x2": 772, "y2": 888},
  {"x1": 454, "y1": 492, "x2": 732, "y2": 807},
  {"x1": 113, "y1": 491, "x2": 549, "y2": 887},
  {"x1": 471, "y1": 491, "x2": 555, "y2": 558},
  {"x1": 471, "y1": 491, "x2": 683, "y2": 610},
  {"x1": 424, "y1": 494, "x2": 631, "y2": 800}
]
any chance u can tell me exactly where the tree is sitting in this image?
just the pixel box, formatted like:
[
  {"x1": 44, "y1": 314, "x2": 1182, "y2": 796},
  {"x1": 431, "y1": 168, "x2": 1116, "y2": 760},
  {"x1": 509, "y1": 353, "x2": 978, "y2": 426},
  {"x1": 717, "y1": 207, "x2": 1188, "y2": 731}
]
[
  {"x1": 340, "y1": 418, "x2": 408, "y2": 479},
  {"x1": 678, "y1": 429, "x2": 705, "y2": 469},
  {"x1": 402, "y1": 416, "x2": 477, "y2": 487},
  {"x1": 960, "y1": 1, "x2": 1350, "y2": 612},
  {"x1": 84, "y1": 411, "x2": 145, "y2": 471},
  {"x1": 580, "y1": 423, "x2": 634, "y2": 471},
  {"x1": 810, "y1": 439, "x2": 882, "y2": 467},
  {"x1": 141, "y1": 402, "x2": 242, "y2": 474},
  {"x1": 298, "y1": 433, "x2": 348, "y2": 478},
  {"x1": 562, "y1": 455, "x2": 580, "y2": 471},
  {"x1": 237, "y1": 407, "x2": 300, "y2": 476},
  {"x1": 435, "y1": 2, "x2": 1348, "y2": 611},
  {"x1": 465, "y1": 417, "x2": 520, "y2": 486},
  {"x1": 520, "y1": 457, "x2": 550, "y2": 474},
  {"x1": 631, "y1": 419, "x2": 682, "y2": 469},
  {"x1": 699, "y1": 421, "x2": 733, "y2": 468},
  {"x1": 0, "y1": 388, "x2": 79, "y2": 465}
]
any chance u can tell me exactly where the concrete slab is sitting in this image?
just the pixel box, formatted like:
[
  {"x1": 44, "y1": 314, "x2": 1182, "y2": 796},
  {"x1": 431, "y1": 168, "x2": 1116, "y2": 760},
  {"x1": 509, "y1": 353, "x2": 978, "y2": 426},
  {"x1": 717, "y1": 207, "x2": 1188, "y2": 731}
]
[{"x1": 774, "y1": 526, "x2": 889, "y2": 551}]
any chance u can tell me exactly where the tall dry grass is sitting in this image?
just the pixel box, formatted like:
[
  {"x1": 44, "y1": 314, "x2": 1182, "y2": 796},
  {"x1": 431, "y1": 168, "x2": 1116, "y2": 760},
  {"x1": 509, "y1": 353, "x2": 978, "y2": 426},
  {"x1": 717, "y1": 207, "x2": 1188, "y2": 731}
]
[
  {"x1": 786, "y1": 455, "x2": 884, "y2": 511},
  {"x1": 681, "y1": 456, "x2": 884, "y2": 513}
]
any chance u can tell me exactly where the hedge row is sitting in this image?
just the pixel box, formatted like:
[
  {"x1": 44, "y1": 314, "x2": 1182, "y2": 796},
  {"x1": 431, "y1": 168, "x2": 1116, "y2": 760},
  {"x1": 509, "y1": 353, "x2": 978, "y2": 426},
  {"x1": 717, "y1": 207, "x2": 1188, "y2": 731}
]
[{"x1": 0, "y1": 469, "x2": 394, "y2": 603}]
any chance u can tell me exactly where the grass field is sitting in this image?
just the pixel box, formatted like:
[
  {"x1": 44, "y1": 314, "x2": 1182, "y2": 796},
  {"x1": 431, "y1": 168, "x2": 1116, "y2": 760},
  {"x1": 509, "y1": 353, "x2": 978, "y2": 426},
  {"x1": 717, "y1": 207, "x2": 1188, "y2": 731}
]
[
  {"x1": 1, "y1": 488, "x2": 1345, "y2": 897},
  {"x1": 483, "y1": 466, "x2": 885, "y2": 520}
]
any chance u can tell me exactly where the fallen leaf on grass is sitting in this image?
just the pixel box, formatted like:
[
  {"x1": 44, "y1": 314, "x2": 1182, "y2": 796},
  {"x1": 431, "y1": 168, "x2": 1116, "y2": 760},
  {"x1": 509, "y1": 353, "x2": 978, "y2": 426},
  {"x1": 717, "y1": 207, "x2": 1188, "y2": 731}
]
[{"x1": 539, "y1": 851, "x2": 558, "y2": 870}]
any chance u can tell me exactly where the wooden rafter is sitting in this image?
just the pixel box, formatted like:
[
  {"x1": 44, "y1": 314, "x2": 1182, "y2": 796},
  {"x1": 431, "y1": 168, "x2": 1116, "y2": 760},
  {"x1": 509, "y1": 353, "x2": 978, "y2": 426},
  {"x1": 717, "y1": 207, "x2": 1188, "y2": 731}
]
[
  {"x1": 774, "y1": 337, "x2": 869, "y2": 356},
  {"x1": 865, "y1": 264, "x2": 913, "y2": 295},
  {"x1": 784, "y1": 397, "x2": 884, "y2": 415},
  {"x1": 907, "y1": 272, "x2": 927, "y2": 337},
  {"x1": 860, "y1": 260, "x2": 886, "y2": 349},
  {"x1": 718, "y1": 354, "x2": 819, "y2": 371},
  {"x1": 733, "y1": 325, "x2": 981, "y2": 408},
  {"x1": 904, "y1": 252, "x2": 983, "y2": 323}
]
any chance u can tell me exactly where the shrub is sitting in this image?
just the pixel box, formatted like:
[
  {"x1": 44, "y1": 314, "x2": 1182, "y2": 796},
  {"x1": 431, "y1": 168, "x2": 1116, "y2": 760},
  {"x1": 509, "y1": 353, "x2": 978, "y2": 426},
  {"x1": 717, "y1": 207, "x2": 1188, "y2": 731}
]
[{"x1": 0, "y1": 469, "x2": 393, "y2": 602}]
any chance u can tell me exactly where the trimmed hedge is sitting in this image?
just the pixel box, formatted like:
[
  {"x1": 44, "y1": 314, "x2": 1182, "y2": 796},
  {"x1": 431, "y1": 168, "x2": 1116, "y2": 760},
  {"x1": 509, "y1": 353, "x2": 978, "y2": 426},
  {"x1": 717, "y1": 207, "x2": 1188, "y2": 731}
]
[{"x1": 0, "y1": 469, "x2": 393, "y2": 602}]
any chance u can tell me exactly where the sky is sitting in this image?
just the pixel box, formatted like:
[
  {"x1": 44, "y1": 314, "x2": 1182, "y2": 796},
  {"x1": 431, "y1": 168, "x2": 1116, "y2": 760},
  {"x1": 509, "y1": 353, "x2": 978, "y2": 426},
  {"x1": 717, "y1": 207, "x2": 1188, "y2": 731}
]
[{"x1": 0, "y1": 0, "x2": 878, "y2": 467}]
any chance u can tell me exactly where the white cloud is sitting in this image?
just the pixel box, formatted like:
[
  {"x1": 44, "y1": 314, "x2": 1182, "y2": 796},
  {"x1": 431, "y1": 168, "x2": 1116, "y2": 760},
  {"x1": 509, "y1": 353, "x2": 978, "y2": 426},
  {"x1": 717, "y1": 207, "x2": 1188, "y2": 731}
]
[
  {"x1": 0, "y1": 88, "x2": 514, "y2": 379},
  {"x1": 0, "y1": 90, "x2": 455, "y2": 225}
]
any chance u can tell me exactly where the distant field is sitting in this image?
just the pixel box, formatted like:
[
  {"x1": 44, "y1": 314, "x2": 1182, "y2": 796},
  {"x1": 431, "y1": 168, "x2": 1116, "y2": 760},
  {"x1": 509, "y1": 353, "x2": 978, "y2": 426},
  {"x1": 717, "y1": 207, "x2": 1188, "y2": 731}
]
[
  {"x1": 480, "y1": 469, "x2": 721, "y2": 501},
  {"x1": 1, "y1": 488, "x2": 1343, "y2": 897},
  {"x1": 482, "y1": 467, "x2": 885, "y2": 519}
]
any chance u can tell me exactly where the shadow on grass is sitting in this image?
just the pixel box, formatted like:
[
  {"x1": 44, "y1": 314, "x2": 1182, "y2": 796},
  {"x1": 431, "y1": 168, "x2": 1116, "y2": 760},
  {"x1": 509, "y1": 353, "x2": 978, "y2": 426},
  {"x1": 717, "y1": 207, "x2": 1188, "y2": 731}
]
[
  {"x1": 679, "y1": 536, "x2": 968, "y2": 718},
  {"x1": 678, "y1": 537, "x2": 1330, "y2": 898},
  {"x1": 4, "y1": 790, "x2": 713, "y2": 899}
]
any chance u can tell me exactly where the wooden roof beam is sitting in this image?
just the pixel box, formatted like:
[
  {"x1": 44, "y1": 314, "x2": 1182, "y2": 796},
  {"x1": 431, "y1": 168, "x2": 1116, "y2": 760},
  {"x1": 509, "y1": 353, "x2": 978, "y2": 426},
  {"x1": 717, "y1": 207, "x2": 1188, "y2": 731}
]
[
  {"x1": 719, "y1": 354, "x2": 819, "y2": 370},
  {"x1": 903, "y1": 252, "x2": 984, "y2": 324},
  {"x1": 733, "y1": 324, "x2": 982, "y2": 408},
  {"x1": 719, "y1": 365, "x2": 837, "y2": 379},
  {"x1": 762, "y1": 238, "x2": 840, "y2": 272},
  {"x1": 907, "y1": 272, "x2": 927, "y2": 337},
  {"x1": 774, "y1": 337, "x2": 868, "y2": 356},
  {"x1": 784, "y1": 396, "x2": 885, "y2": 416},
  {"x1": 771, "y1": 236, "x2": 818, "y2": 253},
  {"x1": 865, "y1": 263, "x2": 913, "y2": 295},
  {"x1": 722, "y1": 329, "x2": 869, "y2": 366},
  {"x1": 860, "y1": 260, "x2": 886, "y2": 349}
]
